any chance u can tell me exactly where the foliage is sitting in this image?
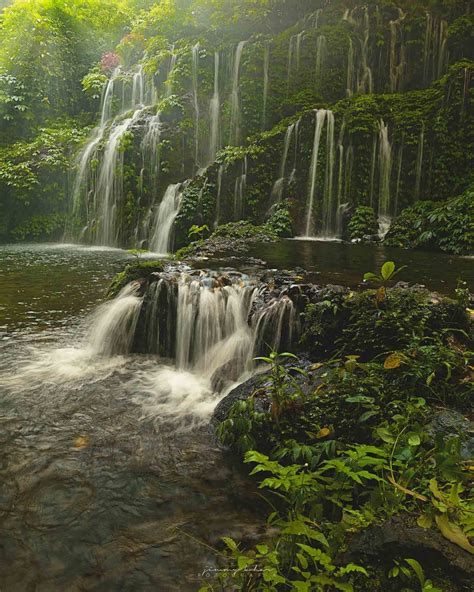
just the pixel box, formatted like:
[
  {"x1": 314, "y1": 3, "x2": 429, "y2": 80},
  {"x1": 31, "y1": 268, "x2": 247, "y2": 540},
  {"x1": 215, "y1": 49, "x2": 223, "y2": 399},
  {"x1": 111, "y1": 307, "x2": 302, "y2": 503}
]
[
  {"x1": 385, "y1": 192, "x2": 474, "y2": 255},
  {"x1": 347, "y1": 206, "x2": 379, "y2": 241},
  {"x1": 265, "y1": 200, "x2": 293, "y2": 238}
]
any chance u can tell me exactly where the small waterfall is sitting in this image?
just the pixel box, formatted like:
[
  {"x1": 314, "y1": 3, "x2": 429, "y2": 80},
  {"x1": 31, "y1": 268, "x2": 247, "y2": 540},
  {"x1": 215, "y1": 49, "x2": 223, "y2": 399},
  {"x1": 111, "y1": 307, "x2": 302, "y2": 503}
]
[
  {"x1": 271, "y1": 122, "x2": 296, "y2": 203},
  {"x1": 192, "y1": 43, "x2": 200, "y2": 168},
  {"x1": 229, "y1": 41, "x2": 247, "y2": 146},
  {"x1": 150, "y1": 184, "x2": 183, "y2": 254},
  {"x1": 253, "y1": 296, "x2": 296, "y2": 355},
  {"x1": 131, "y1": 65, "x2": 145, "y2": 108},
  {"x1": 262, "y1": 41, "x2": 270, "y2": 130},
  {"x1": 415, "y1": 124, "x2": 425, "y2": 200},
  {"x1": 346, "y1": 37, "x2": 354, "y2": 97},
  {"x1": 358, "y1": 6, "x2": 373, "y2": 94},
  {"x1": 88, "y1": 283, "x2": 143, "y2": 357},
  {"x1": 304, "y1": 109, "x2": 330, "y2": 237},
  {"x1": 296, "y1": 31, "x2": 304, "y2": 71},
  {"x1": 389, "y1": 9, "x2": 406, "y2": 93},
  {"x1": 165, "y1": 46, "x2": 178, "y2": 97},
  {"x1": 321, "y1": 112, "x2": 336, "y2": 237},
  {"x1": 335, "y1": 117, "x2": 347, "y2": 236},
  {"x1": 315, "y1": 35, "x2": 327, "y2": 86},
  {"x1": 234, "y1": 157, "x2": 247, "y2": 219},
  {"x1": 287, "y1": 35, "x2": 296, "y2": 93},
  {"x1": 215, "y1": 165, "x2": 224, "y2": 226},
  {"x1": 289, "y1": 118, "x2": 301, "y2": 184},
  {"x1": 378, "y1": 120, "x2": 393, "y2": 234},
  {"x1": 141, "y1": 111, "x2": 162, "y2": 197},
  {"x1": 423, "y1": 13, "x2": 449, "y2": 84},
  {"x1": 209, "y1": 51, "x2": 221, "y2": 163}
]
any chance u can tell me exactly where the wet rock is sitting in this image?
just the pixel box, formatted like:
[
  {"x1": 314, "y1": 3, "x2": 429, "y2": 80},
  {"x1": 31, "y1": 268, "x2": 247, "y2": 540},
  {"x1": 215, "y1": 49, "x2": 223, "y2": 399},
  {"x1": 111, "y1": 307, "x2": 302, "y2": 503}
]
[
  {"x1": 213, "y1": 375, "x2": 270, "y2": 424},
  {"x1": 347, "y1": 515, "x2": 474, "y2": 589},
  {"x1": 426, "y1": 409, "x2": 474, "y2": 460}
]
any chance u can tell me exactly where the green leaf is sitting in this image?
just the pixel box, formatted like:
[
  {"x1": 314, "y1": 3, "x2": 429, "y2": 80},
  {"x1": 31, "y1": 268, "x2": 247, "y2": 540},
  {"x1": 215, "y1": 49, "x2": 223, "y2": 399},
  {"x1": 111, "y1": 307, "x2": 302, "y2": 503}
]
[
  {"x1": 435, "y1": 514, "x2": 474, "y2": 553},
  {"x1": 381, "y1": 261, "x2": 396, "y2": 280},
  {"x1": 417, "y1": 513, "x2": 433, "y2": 529},
  {"x1": 405, "y1": 558, "x2": 425, "y2": 586},
  {"x1": 222, "y1": 537, "x2": 238, "y2": 552},
  {"x1": 408, "y1": 433, "x2": 421, "y2": 446}
]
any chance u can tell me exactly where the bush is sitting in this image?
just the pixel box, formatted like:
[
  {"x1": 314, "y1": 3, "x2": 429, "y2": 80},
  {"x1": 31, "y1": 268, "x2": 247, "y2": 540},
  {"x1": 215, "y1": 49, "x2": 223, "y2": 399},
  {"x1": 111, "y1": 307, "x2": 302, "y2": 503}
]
[{"x1": 347, "y1": 206, "x2": 379, "y2": 241}]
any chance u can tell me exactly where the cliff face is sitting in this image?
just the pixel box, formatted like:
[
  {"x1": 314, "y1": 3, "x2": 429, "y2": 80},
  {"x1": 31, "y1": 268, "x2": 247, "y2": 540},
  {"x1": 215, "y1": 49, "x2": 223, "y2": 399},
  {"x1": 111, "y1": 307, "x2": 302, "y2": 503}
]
[{"x1": 68, "y1": 0, "x2": 473, "y2": 251}]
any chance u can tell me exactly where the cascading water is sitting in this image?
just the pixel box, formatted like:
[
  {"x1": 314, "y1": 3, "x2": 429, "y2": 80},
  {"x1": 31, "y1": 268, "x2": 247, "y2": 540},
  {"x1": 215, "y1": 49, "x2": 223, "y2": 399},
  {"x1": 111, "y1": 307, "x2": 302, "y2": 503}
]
[
  {"x1": 192, "y1": 43, "x2": 200, "y2": 168},
  {"x1": 234, "y1": 157, "x2": 247, "y2": 219},
  {"x1": 271, "y1": 122, "x2": 295, "y2": 204},
  {"x1": 415, "y1": 124, "x2": 425, "y2": 200},
  {"x1": 335, "y1": 117, "x2": 347, "y2": 236},
  {"x1": 131, "y1": 65, "x2": 145, "y2": 108},
  {"x1": 209, "y1": 51, "x2": 221, "y2": 163},
  {"x1": 229, "y1": 41, "x2": 247, "y2": 146},
  {"x1": 215, "y1": 165, "x2": 224, "y2": 226},
  {"x1": 141, "y1": 111, "x2": 162, "y2": 198},
  {"x1": 358, "y1": 6, "x2": 373, "y2": 94},
  {"x1": 346, "y1": 37, "x2": 354, "y2": 97},
  {"x1": 262, "y1": 41, "x2": 270, "y2": 130},
  {"x1": 149, "y1": 184, "x2": 183, "y2": 255},
  {"x1": 289, "y1": 118, "x2": 301, "y2": 184},
  {"x1": 377, "y1": 119, "x2": 393, "y2": 236},
  {"x1": 303, "y1": 109, "x2": 331, "y2": 238},
  {"x1": 321, "y1": 111, "x2": 336, "y2": 238},
  {"x1": 423, "y1": 13, "x2": 449, "y2": 84},
  {"x1": 315, "y1": 35, "x2": 327, "y2": 86},
  {"x1": 389, "y1": 9, "x2": 406, "y2": 93},
  {"x1": 165, "y1": 46, "x2": 178, "y2": 97}
]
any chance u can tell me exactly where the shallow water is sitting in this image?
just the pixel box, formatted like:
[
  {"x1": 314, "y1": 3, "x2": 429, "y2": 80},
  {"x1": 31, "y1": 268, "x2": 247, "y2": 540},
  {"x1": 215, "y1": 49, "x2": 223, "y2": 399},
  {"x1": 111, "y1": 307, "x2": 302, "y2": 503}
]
[
  {"x1": 243, "y1": 240, "x2": 473, "y2": 294},
  {"x1": 0, "y1": 241, "x2": 471, "y2": 590},
  {"x1": 0, "y1": 244, "x2": 261, "y2": 591}
]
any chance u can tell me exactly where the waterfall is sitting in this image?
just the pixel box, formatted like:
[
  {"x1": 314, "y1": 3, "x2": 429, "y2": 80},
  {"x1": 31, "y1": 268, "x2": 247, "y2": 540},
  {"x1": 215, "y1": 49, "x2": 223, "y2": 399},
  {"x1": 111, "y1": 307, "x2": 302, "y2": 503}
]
[
  {"x1": 321, "y1": 112, "x2": 336, "y2": 237},
  {"x1": 315, "y1": 35, "x2": 327, "y2": 86},
  {"x1": 423, "y1": 13, "x2": 449, "y2": 84},
  {"x1": 415, "y1": 125, "x2": 425, "y2": 200},
  {"x1": 96, "y1": 110, "x2": 141, "y2": 246},
  {"x1": 346, "y1": 37, "x2": 354, "y2": 97},
  {"x1": 378, "y1": 119, "x2": 393, "y2": 234},
  {"x1": 209, "y1": 51, "x2": 221, "y2": 162},
  {"x1": 192, "y1": 43, "x2": 200, "y2": 168},
  {"x1": 369, "y1": 132, "x2": 378, "y2": 207},
  {"x1": 262, "y1": 41, "x2": 270, "y2": 130},
  {"x1": 358, "y1": 6, "x2": 373, "y2": 94},
  {"x1": 335, "y1": 117, "x2": 347, "y2": 236},
  {"x1": 389, "y1": 9, "x2": 406, "y2": 93},
  {"x1": 296, "y1": 32, "x2": 304, "y2": 71},
  {"x1": 289, "y1": 118, "x2": 301, "y2": 184},
  {"x1": 141, "y1": 111, "x2": 162, "y2": 197},
  {"x1": 304, "y1": 109, "x2": 329, "y2": 237},
  {"x1": 72, "y1": 69, "x2": 120, "y2": 220},
  {"x1": 271, "y1": 122, "x2": 295, "y2": 203},
  {"x1": 234, "y1": 157, "x2": 247, "y2": 219},
  {"x1": 287, "y1": 35, "x2": 296, "y2": 93},
  {"x1": 215, "y1": 165, "x2": 224, "y2": 226},
  {"x1": 149, "y1": 184, "x2": 183, "y2": 254},
  {"x1": 87, "y1": 283, "x2": 143, "y2": 357},
  {"x1": 165, "y1": 46, "x2": 178, "y2": 97},
  {"x1": 229, "y1": 41, "x2": 247, "y2": 146},
  {"x1": 131, "y1": 65, "x2": 145, "y2": 108}
]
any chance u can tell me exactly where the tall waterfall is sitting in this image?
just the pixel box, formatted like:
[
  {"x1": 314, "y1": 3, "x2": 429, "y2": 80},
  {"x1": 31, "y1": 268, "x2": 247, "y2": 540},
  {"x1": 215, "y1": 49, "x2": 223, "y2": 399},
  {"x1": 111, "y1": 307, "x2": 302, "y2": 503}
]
[
  {"x1": 335, "y1": 117, "x2": 347, "y2": 236},
  {"x1": 262, "y1": 41, "x2": 270, "y2": 130},
  {"x1": 378, "y1": 120, "x2": 393, "y2": 234},
  {"x1": 321, "y1": 112, "x2": 336, "y2": 237},
  {"x1": 141, "y1": 111, "x2": 162, "y2": 198},
  {"x1": 423, "y1": 13, "x2": 449, "y2": 84},
  {"x1": 165, "y1": 46, "x2": 178, "y2": 97},
  {"x1": 304, "y1": 109, "x2": 331, "y2": 237},
  {"x1": 149, "y1": 184, "x2": 183, "y2": 254},
  {"x1": 209, "y1": 51, "x2": 221, "y2": 163},
  {"x1": 192, "y1": 43, "x2": 200, "y2": 168},
  {"x1": 132, "y1": 65, "x2": 145, "y2": 108},
  {"x1": 271, "y1": 122, "x2": 296, "y2": 203},
  {"x1": 229, "y1": 41, "x2": 247, "y2": 146},
  {"x1": 358, "y1": 6, "x2": 373, "y2": 94},
  {"x1": 346, "y1": 37, "x2": 354, "y2": 97}
]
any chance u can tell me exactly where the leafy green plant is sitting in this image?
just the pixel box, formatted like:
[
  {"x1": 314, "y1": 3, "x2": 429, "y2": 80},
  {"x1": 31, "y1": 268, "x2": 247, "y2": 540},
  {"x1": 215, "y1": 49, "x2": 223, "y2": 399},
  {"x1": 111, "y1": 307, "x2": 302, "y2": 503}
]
[{"x1": 388, "y1": 558, "x2": 442, "y2": 592}]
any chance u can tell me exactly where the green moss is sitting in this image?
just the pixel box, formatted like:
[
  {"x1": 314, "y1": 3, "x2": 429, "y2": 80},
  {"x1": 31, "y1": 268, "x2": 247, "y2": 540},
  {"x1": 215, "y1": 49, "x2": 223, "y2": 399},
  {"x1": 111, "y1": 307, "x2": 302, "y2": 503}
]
[{"x1": 107, "y1": 259, "x2": 165, "y2": 298}]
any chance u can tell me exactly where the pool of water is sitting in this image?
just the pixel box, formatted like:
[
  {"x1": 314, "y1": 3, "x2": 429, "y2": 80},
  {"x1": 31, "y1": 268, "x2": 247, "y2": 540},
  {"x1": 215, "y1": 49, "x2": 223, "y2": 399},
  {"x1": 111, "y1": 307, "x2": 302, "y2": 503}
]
[
  {"x1": 0, "y1": 244, "x2": 262, "y2": 591},
  {"x1": 242, "y1": 240, "x2": 473, "y2": 294}
]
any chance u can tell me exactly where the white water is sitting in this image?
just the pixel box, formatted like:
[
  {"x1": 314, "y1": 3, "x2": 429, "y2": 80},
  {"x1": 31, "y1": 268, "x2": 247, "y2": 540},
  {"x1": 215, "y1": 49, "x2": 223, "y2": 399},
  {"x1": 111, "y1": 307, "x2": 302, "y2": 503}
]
[
  {"x1": 315, "y1": 35, "x2": 326, "y2": 86},
  {"x1": 209, "y1": 51, "x2": 221, "y2": 163},
  {"x1": 234, "y1": 157, "x2": 247, "y2": 219},
  {"x1": 321, "y1": 112, "x2": 336, "y2": 238},
  {"x1": 389, "y1": 9, "x2": 406, "y2": 93},
  {"x1": 271, "y1": 122, "x2": 295, "y2": 203},
  {"x1": 262, "y1": 41, "x2": 270, "y2": 130},
  {"x1": 378, "y1": 119, "x2": 393, "y2": 234},
  {"x1": 192, "y1": 43, "x2": 200, "y2": 168},
  {"x1": 149, "y1": 184, "x2": 183, "y2": 255},
  {"x1": 304, "y1": 109, "x2": 330, "y2": 237},
  {"x1": 229, "y1": 41, "x2": 247, "y2": 146}
]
